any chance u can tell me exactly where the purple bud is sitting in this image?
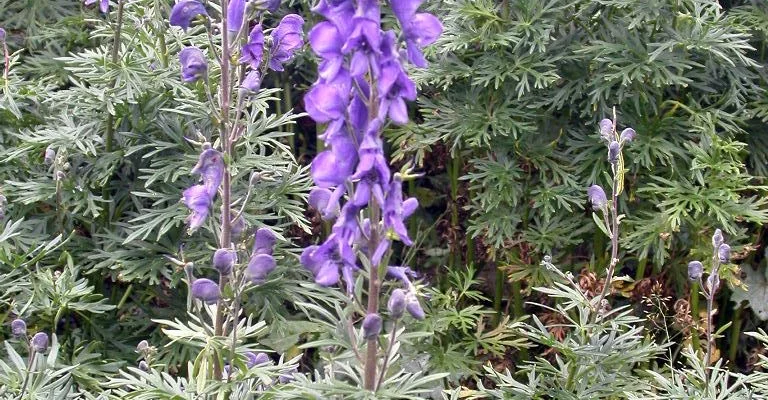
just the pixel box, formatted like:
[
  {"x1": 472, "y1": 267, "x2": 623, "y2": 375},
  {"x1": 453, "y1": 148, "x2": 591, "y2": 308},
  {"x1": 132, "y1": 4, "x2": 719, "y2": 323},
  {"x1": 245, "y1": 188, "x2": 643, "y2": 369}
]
[
  {"x1": 31, "y1": 332, "x2": 48, "y2": 352},
  {"x1": 169, "y1": 0, "x2": 208, "y2": 31},
  {"x1": 718, "y1": 243, "x2": 731, "y2": 263},
  {"x1": 246, "y1": 254, "x2": 276, "y2": 283},
  {"x1": 11, "y1": 319, "x2": 26, "y2": 337},
  {"x1": 308, "y1": 187, "x2": 338, "y2": 220},
  {"x1": 231, "y1": 214, "x2": 246, "y2": 240},
  {"x1": 712, "y1": 229, "x2": 724, "y2": 250},
  {"x1": 608, "y1": 141, "x2": 620, "y2": 164},
  {"x1": 387, "y1": 289, "x2": 406, "y2": 318},
  {"x1": 405, "y1": 294, "x2": 425, "y2": 320},
  {"x1": 252, "y1": 228, "x2": 277, "y2": 255},
  {"x1": 245, "y1": 351, "x2": 271, "y2": 368},
  {"x1": 212, "y1": 248, "x2": 236, "y2": 274},
  {"x1": 191, "y1": 278, "x2": 220, "y2": 304},
  {"x1": 179, "y1": 47, "x2": 208, "y2": 82},
  {"x1": 587, "y1": 185, "x2": 607, "y2": 210},
  {"x1": 136, "y1": 340, "x2": 149, "y2": 352},
  {"x1": 241, "y1": 70, "x2": 262, "y2": 92},
  {"x1": 362, "y1": 313, "x2": 382, "y2": 339},
  {"x1": 620, "y1": 128, "x2": 635, "y2": 143},
  {"x1": 599, "y1": 118, "x2": 613, "y2": 141},
  {"x1": 44, "y1": 146, "x2": 55, "y2": 165},
  {"x1": 139, "y1": 360, "x2": 149, "y2": 371},
  {"x1": 687, "y1": 261, "x2": 703, "y2": 281}
]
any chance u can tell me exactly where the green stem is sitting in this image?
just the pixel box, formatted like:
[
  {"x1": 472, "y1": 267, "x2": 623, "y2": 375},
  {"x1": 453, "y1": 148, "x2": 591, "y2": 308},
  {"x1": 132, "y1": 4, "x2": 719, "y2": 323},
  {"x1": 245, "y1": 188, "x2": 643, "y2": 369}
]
[
  {"x1": 634, "y1": 257, "x2": 647, "y2": 281},
  {"x1": 364, "y1": 198, "x2": 381, "y2": 391},
  {"x1": 493, "y1": 265, "x2": 503, "y2": 325},
  {"x1": 690, "y1": 282, "x2": 701, "y2": 352},
  {"x1": 728, "y1": 304, "x2": 743, "y2": 368},
  {"x1": 104, "y1": 0, "x2": 125, "y2": 154}
]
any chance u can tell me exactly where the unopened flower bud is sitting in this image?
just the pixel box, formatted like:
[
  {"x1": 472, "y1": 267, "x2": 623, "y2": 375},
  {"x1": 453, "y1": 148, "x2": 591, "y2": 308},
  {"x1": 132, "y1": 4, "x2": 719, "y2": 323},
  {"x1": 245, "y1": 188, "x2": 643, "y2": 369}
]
[
  {"x1": 599, "y1": 118, "x2": 613, "y2": 141},
  {"x1": 587, "y1": 185, "x2": 607, "y2": 210},
  {"x1": 246, "y1": 254, "x2": 276, "y2": 284},
  {"x1": 707, "y1": 272, "x2": 720, "y2": 293},
  {"x1": 252, "y1": 228, "x2": 277, "y2": 255},
  {"x1": 405, "y1": 293, "x2": 425, "y2": 320},
  {"x1": 212, "y1": 248, "x2": 236, "y2": 275},
  {"x1": 387, "y1": 289, "x2": 406, "y2": 318},
  {"x1": 136, "y1": 340, "x2": 149, "y2": 353},
  {"x1": 31, "y1": 332, "x2": 48, "y2": 352},
  {"x1": 619, "y1": 128, "x2": 636, "y2": 143},
  {"x1": 712, "y1": 229, "x2": 723, "y2": 250},
  {"x1": 11, "y1": 319, "x2": 26, "y2": 337},
  {"x1": 139, "y1": 360, "x2": 149, "y2": 371},
  {"x1": 608, "y1": 141, "x2": 620, "y2": 164},
  {"x1": 55, "y1": 170, "x2": 66, "y2": 180},
  {"x1": 245, "y1": 351, "x2": 270, "y2": 368},
  {"x1": 718, "y1": 243, "x2": 730, "y2": 263},
  {"x1": 0, "y1": 28, "x2": 6, "y2": 43},
  {"x1": 44, "y1": 146, "x2": 55, "y2": 165},
  {"x1": 687, "y1": 261, "x2": 703, "y2": 281},
  {"x1": 362, "y1": 313, "x2": 382, "y2": 339},
  {"x1": 190, "y1": 278, "x2": 220, "y2": 304}
]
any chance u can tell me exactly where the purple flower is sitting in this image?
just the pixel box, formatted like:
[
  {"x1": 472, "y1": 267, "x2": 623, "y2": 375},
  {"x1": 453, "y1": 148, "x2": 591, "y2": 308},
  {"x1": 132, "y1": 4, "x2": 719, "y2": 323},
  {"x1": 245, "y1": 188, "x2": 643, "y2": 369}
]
[
  {"x1": 212, "y1": 248, "x2": 236, "y2": 275},
  {"x1": 228, "y1": 0, "x2": 246, "y2": 33},
  {"x1": 587, "y1": 185, "x2": 607, "y2": 210},
  {"x1": 241, "y1": 25, "x2": 265, "y2": 68},
  {"x1": 182, "y1": 185, "x2": 212, "y2": 230},
  {"x1": 310, "y1": 136, "x2": 358, "y2": 188},
  {"x1": 191, "y1": 149, "x2": 224, "y2": 197},
  {"x1": 308, "y1": 187, "x2": 339, "y2": 220},
  {"x1": 362, "y1": 313, "x2": 382, "y2": 339},
  {"x1": 309, "y1": 21, "x2": 345, "y2": 81},
  {"x1": 269, "y1": 14, "x2": 304, "y2": 71},
  {"x1": 718, "y1": 243, "x2": 731, "y2": 263},
  {"x1": 620, "y1": 128, "x2": 636, "y2": 143},
  {"x1": 383, "y1": 175, "x2": 414, "y2": 245},
  {"x1": 599, "y1": 118, "x2": 613, "y2": 141},
  {"x1": 31, "y1": 332, "x2": 48, "y2": 352},
  {"x1": 390, "y1": 0, "x2": 442, "y2": 67},
  {"x1": 246, "y1": 254, "x2": 276, "y2": 283},
  {"x1": 84, "y1": 0, "x2": 110, "y2": 13},
  {"x1": 405, "y1": 293, "x2": 424, "y2": 320},
  {"x1": 44, "y1": 146, "x2": 55, "y2": 165},
  {"x1": 11, "y1": 319, "x2": 26, "y2": 337},
  {"x1": 253, "y1": 0, "x2": 281, "y2": 12},
  {"x1": 301, "y1": 234, "x2": 357, "y2": 287},
  {"x1": 387, "y1": 289, "x2": 406, "y2": 318},
  {"x1": 0, "y1": 28, "x2": 6, "y2": 43},
  {"x1": 242, "y1": 70, "x2": 262, "y2": 92},
  {"x1": 191, "y1": 278, "x2": 220, "y2": 304},
  {"x1": 170, "y1": 1, "x2": 208, "y2": 31},
  {"x1": 688, "y1": 261, "x2": 703, "y2": 281},
  {"x1": 252, "y1": 228, "x2": 277, "y2": 255},
  {"x1": 608, "y1": 141, "x2": 620, "y2": 164},
  {"x1": 350, "y1": 130, "x2": 390, "y2": 207},
  {"x1": 341, "y1": 0, "x2": 382, "y2": 77},
  {"x1": 377, "y1": 34, "x2": 417, "y2": 124},
  {"x1": 179, "y1": 47, "x2": 208, "y2": 82},
  {"x1": 386, "y1": 266, "x2": 417, "y2": 288},
  {"x1": 139, "y1": 361, "x2": 150, "y2": 371},
  {"x1": 245, "y1": 351, "x2": 271, "y2": 368},
  {"x1": 312, "y1": 0, "x2": 355, "y2": 36}
]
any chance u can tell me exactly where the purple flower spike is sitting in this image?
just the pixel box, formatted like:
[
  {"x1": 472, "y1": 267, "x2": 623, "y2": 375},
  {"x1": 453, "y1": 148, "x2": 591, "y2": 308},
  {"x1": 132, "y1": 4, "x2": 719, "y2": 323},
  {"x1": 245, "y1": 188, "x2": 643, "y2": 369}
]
[
  {"x1": 246, "y1": 352, "x2": 271, "y2": 368},
  {"x1": 179, "y1": 47, "x2": 208, "y2": 82},
  {"x1": 362, "y1": 313, "x2": 382, "y2": 339},
  {"x1": 253, "y1": 228, "x2": 277, "y2": 255},
  {"x1": 191, "y1": 278, "x2": 220, "y2": 304},
  {"x1": 587, "y1": 185, "x2": 607, "y2": 210},
  {"x1": 228, "y1": 0, "x2": 246, "y2": 33},
  {"x1": 388, "y1": 289, "x2": 406, "y2": 318},
  {"x1": 620, "y1": 128, "x2": 636, "y2": 143},
  {"x1": 246, "y1": 254, "x2": 276, "y2": 283},
  {"x1": 11, "y1": 319, "x2": 26, "y2": 337},
  {"x1": 269, "y1": 14, "x2": 304, "y2": 71},
  {"x1": 241, "y1": 25, "x2": 265, "y2": 68},
  {"x1": 31, "y1": 332, "x2": 48, "y2": 352},
  {"x1": 170, "y1": 0, "x2": 208, "y2": 31},
  {"x1": 212, "y1": 248, "x2": 236, "y2": 275}
]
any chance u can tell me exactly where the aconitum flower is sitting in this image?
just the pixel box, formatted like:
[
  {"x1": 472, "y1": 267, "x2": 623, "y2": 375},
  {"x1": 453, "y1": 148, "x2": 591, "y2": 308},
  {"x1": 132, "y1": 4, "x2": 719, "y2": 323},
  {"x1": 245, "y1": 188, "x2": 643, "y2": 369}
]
[
  {"x1": 377, "y1": 35, "x2": 417, "y2": 124},
  {"x1": 228, "y1": 0, "x2": 246, "y2": 33},
  {"x1": 179, "y1": 47, "x2": 207, "y2": 82},
  {"x1": 383, "y1": 175, "x2": 414, "y2": 245},
  {"x1": 718, "y1": 243, "x2": 731, "y2": 263},
  {"x1": 241, "y1": 70, "x2": 261, "y2": 92},
  {"x1": 269, "y1": 14, "x2": 304, "y2": 71},
  {"x1": 608, "y1": 141, "x2": 620, "y2": 164},
  {"x1": 212, "y1": 248, "x2": 236, "y2": 274},
  {"x1": 620, "y1": 128, "x2": 636, "y2": 143},
  {"x1": 390, "y1": 0, "x2": 442, "y2": 68},
  {"x1": 191, "y1": 278, "x2": 220, "y2": 304},
  {"x1": 11, "y1": 319, "x2": 26, "y2": 337},
  {"x1": 405, "y1": 293, "x2": 425, "y2": 320},
  {"x1": 44, "y1": 146, "x2": 55, "y2": 165},
  {"x1": 587, "y1": 185, "x2": 607, "y2": 210},
  {"x1": 311, "y1": 136, "x2": 358, "y2": 188},
  {"x1": 182, "y1": 185, "x2": 213, "y2": 230},
  {"x1": 350, "y1": 130, "x2": 390, "y2": 207},
  {"x1": 241, "y1": 25, "x2": 265, "y2": 68},
  {"x1": 170, "y1": 0, "x2": 208, "y2": 31},
  {"x1": 191, "y1": 149, "x2": 224, "y2": 197},
  {"x1": 362, "y1": 313, "x2": 382, "y2": 339},
  {"x1": 712, "y1": 229, "x2": 724, "y2": 249},
  {"x1": 599, "y1": 118, "x2": 613, "y2": 141},
  {"x1": 84, "y1": 0, "x2": 109, "y2": 13},
  {"x1": 308, "y1": 187, "x2": 339, "y2": 220},
  {"x1": 31, "y1": 332, "x2": 48, "y2": 352},
  {"x1": 341, "y1": 0, "x2": 382, "y2": 77},
  {"x1": 309, "y1": 21, "x2": 345, "y2": 80},
  {"x1": 246, "y1": 254, "x2": 276, "y2": 283},
  {"x1": 687, "y1": 261, "x2": 703, "y2": 281},
  {"x1": 387, "y1": 288, "x2": 406, "y2": 318},
  {"x1": 139, "y1": 361, "x2": 150, "y2": 371},
  {"x1": 245, "y1": 352, "x2": 270, "y2": 368}
]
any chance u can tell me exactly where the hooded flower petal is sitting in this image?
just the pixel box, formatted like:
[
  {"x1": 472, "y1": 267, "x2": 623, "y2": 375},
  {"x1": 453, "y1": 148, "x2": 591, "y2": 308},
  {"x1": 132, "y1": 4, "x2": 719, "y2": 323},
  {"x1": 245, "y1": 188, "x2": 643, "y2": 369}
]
[
  {"x1": 269, "y1": 14, "x2": 304, "y2": 71},
  {"x1": 240, "y1": 25, "x2": 265, "y2": 68},
  {"x1": 587, "y1": 185, "x2": 607, "y2": 210},
  {"x1": 191, "y1": 148, "x2": 224, "y2": 197},
  {"x1": 252, "y1": 228, "x2": 277, "y2": 255},
  {"x1": 170, "y1": 0, "x2": 208, "y2": 31},
  {"x1": 179, "y1": 46, "x2": 208, "y2": 82},
  {"x1": 228, "y1": 0, "x2": 246, "y2": 33},
  {"x1": 182, "y1": 185, "x2": 212, "y2": 230},
  {"x1": 242, "y1": 70, "x2": 262, "y2": 92},
  {"x1": 309, "y1": 22, "x2": 344, "y2": 80},
  {"x1": 213, "y1": 248, "x2": 236, "y2": 274},
  {"x1": 362, "y1": 313, "x2": 382, "y2": 339},
  {"x1": 387, "y1": 289, "x2": 406, "y2": 318},
  {"x1": 191, "y1": 278, "x2": 220, "y2": 304},
  {"x1": 304, "y1": 83, "x2": 346, "y2": 123},
  {"x1": 246, "y1": 254, "x2": 276, "y2": 283},
  {"x1": 310, "y1": 136, "x2": 358, "y2": 187},
  {"x1": 403, "y1": 13, "x2": 442, "y2": 67}
]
